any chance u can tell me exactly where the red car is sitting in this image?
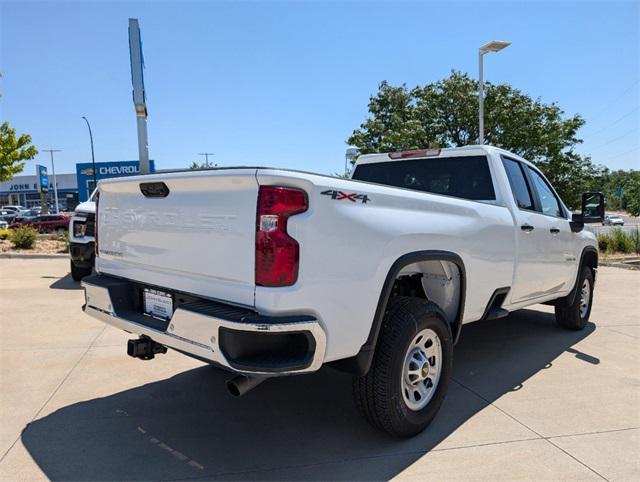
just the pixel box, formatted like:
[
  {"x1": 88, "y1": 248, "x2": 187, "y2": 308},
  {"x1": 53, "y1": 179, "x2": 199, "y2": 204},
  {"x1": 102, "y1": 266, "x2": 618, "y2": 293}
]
[{"x1": 11, "y1": 214, "x2": 70, "y2": 233}]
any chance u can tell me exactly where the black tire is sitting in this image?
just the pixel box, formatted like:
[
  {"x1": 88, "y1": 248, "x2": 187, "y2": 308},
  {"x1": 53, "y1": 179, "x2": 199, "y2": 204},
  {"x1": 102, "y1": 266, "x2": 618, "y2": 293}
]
[
  {"x1": 70, "y1": 260, "x2": 92, "y2": 282},
  {"x1": 554, "y1": 266, "x2": 594, "y2": 330},
  {"x1": 352, "y1": 297, "x2": 453, "y2": 437}
]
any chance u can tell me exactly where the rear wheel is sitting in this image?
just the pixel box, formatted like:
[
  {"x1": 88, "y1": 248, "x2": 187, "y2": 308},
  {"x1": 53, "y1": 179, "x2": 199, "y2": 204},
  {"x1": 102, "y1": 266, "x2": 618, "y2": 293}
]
[
  {"x1": 352, "y1": 297, "x2": 453, "y2": 437},
  {"x1": 70, "y1": 260, "x2": 92, "y2": 282},
  {"x1": 555, "y1": 266, "x2": 594, "y2": 330}
]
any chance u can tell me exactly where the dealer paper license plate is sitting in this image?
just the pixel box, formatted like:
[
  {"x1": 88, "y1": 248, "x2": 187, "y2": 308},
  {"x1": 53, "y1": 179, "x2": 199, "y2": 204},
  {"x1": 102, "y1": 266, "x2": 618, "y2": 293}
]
[{"x1": 143, "y1": 288, "x2": 174, "y2": 321}]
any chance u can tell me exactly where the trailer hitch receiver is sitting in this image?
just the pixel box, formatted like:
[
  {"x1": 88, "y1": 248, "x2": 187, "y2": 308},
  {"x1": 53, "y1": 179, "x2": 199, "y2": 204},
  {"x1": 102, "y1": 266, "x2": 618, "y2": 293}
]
[{"x1": 127, "y1": 336, "x2": 167, "y2": 360}]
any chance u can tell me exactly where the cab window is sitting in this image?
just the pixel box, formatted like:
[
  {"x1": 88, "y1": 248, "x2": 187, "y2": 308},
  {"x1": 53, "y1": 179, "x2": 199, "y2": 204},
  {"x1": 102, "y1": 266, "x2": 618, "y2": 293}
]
[
  {"x1": 502, "y1": 158, "x2": 534, "y2": 210},
  {"x1": 525, "y1": 166, "x2": 564, "y2": 218}
]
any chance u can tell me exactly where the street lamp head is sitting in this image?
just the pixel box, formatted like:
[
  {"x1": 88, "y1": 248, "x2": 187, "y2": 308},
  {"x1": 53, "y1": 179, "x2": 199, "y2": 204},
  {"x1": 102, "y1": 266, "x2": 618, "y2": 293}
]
[
  {"x1": 480, "y1": 40, "x2": 511, "y2": 53},
  {"x1": 345, "y1": 147, "x2": 360, "y2": 161}
]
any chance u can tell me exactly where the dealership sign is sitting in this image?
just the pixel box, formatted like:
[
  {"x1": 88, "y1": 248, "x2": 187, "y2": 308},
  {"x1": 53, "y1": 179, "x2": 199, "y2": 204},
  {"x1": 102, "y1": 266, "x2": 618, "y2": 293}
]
[
  {"x1": 76, "y1": 160, "x2": 155, "y2": 202},
  {"x1": 36, "y1": 164, "x2": 49, "y2": 193}
]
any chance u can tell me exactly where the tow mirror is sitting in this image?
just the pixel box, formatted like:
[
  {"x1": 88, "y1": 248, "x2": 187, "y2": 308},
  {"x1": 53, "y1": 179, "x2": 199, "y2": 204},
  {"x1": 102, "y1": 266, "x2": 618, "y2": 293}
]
[{"x1": 570, "y1": 192, "x2": 605, "y2": 233}]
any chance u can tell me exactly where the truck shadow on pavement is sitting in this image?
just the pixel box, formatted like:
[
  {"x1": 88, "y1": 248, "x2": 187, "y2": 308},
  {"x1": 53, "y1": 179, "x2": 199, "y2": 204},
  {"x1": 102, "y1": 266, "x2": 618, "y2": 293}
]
[
  {"x1": 21, "y1": 309, "x2": 597, "y2": 481},
  {"x1": 47, "y1": 273, "x2": 83, "y2": 290}
]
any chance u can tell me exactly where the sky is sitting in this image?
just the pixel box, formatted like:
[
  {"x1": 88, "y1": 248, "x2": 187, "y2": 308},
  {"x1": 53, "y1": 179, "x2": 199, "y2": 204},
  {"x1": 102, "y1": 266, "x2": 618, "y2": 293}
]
[{"x1": 1, "y1": 0, "x2": 638, "y2": 177}]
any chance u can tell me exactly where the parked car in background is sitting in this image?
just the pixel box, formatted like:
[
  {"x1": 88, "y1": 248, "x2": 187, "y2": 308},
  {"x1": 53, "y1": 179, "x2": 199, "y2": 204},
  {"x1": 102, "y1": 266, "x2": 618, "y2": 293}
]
[
  {"x1": 69, "y1": 198, "x2": 96, "y2": 281},
  {"x1": 603, "y1": 214, "x2": 624, "y2": 226},
  {"x1": 12, "y1": 209, "x2": 40, "y2": 223},
  {"x1": 11, "y1": 214, "x2": 69, "y2": 233},
  {"x1": 0, "y1": 210, "x2": 17, "y2": 224},
  {"x1": 1, "y1": 205, "x2": 28, "y2": 214}
]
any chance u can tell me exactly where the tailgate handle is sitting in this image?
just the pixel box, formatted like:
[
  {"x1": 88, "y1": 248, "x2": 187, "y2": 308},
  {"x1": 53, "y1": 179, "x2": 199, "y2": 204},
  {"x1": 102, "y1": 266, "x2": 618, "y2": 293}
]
[{"x1": 140, "y1": 182, "x2": 170, "y2": 198}]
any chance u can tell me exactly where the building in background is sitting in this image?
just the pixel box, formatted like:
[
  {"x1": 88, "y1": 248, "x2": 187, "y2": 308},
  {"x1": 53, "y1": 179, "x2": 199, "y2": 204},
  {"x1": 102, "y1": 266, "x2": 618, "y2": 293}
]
[
  {"x1": 0, "y1": 174, "x2": 78, "y2": 209},
  {"x1": 0, "y1": 160, "x2": 157, "y2": 209},
  {"x1": 76, "y1": 160, "x2": 155, "y2": 202}
]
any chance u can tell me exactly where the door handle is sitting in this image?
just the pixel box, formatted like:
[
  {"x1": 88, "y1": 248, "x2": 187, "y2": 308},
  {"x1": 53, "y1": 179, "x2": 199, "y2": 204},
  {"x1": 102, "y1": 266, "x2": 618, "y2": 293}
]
[
  {"x1": 550, "y1": 227, "x2": 560, "y2": 234},
  {"x1": 520, "y1": 224, "x2": 534, "y2": 232}
]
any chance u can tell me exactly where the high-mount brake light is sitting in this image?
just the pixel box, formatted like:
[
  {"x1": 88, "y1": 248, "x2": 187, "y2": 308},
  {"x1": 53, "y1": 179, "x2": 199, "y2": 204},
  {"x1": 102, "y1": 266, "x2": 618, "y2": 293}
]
[
  {"x1": 255, "y1": 186, "x2": 308, "y2": 287},
  {"x1": 388, "y1": 148, "x2": 441, "y2": 159}
]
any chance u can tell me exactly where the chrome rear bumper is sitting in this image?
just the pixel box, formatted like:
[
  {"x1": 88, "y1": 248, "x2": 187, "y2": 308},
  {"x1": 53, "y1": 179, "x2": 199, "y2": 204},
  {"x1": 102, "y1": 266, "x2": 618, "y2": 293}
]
[{"x1": 82, "y1": 275, "x2": 326, "y2": 376}]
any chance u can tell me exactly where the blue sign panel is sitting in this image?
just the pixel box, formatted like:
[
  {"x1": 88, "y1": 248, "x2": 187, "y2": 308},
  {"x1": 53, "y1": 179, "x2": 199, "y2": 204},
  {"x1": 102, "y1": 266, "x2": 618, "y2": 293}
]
[
  {"x1": 76, "y1": 160, "x2": 155, "y2": 202},
  {"x1": 36, "y1": 165, "x2": 49, "y2": 193}
]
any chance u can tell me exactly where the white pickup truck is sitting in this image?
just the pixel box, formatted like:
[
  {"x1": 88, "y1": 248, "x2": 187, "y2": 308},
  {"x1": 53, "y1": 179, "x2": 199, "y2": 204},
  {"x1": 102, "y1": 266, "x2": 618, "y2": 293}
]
[
  {"x1": 82, "y1": 145, "x2": 604, "y2": 436},
  {"x1": 69, "y1": 195, "x2": 96, "y2": 281}
]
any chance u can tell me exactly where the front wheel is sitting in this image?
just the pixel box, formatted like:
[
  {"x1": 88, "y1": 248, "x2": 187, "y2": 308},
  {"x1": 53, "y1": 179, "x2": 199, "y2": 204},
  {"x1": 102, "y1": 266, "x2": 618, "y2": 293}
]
[
  {"x1": 352, "y1": 297, "x2": 453, "y2": 437},
  {"x1": 555, "y1": 266, "x2": 594, "y2": 330}
]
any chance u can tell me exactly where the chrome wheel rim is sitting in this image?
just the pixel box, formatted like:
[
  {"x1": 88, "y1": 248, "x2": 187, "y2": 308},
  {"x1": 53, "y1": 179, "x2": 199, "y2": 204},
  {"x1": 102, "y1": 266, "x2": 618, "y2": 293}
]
[
  {"x1": 402, "y1": 328, "x2": 442, "y2": 411},
  {"x1": 579, "y1": 278, "x2": 591, "y2": 319}
]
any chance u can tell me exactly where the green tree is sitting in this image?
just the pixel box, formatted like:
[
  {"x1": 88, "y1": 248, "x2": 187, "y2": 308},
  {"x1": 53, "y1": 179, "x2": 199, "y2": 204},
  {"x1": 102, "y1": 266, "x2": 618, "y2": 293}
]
[
  {"x1": 621, "y1": 176, "x2": 640, "y2": 216},
  {"x1": 189, "y1": 160, "x2": 217, "y2": 170},
  {"x1": 589, "y1": 169, "x2": 640, "y2": 214},
  {"x1": 0, "y1": 121, "x2": 38, "y2": 182},
  {"x1": 347, "y1": 71, "x2": 602, "y2": 208}
]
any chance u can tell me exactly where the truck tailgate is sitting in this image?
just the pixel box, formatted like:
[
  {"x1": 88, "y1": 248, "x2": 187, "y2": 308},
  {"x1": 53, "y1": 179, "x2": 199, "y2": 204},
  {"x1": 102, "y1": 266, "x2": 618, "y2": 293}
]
[{"x1": 96, "y1": 169, "x2": 258, "y2": 307}]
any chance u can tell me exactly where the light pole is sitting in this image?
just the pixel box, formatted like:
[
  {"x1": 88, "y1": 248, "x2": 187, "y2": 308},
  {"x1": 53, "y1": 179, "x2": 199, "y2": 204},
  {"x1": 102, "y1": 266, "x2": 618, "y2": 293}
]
[
  {"x1": 478, "y1": 40, "x2": 511, "y2": 144},
  {"x1": 82, "y1": 116, "x2": 98, "y2": 193},
  {"x1": 42, "y1": 149, "x2": 61, "y2": 213},
  {"x1": 198, "y1": 152, "x2": 215, "y2": 167},
  {"x1": 345, "y1": 148, "x2": 359, "y2": 176}
]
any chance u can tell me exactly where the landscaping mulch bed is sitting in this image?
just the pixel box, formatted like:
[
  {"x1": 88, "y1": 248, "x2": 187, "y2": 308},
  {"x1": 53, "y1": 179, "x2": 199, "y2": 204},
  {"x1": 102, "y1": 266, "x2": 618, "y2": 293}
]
[{"x1": 0, "y1": 238, "x2": 68, "y2": 255}]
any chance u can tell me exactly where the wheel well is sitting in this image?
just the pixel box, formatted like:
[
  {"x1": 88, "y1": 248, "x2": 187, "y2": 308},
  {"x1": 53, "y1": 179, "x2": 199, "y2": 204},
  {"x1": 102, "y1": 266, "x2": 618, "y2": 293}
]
[
  {"x1": 548, "y1": 246, "x2": 598, "y2": 308},
  {"x1": 390, "y1": 260, "x2": 462, "y2": 335},
  {"x1": 583, "y1": 248, "x2": 598, "y2": 274},
  {"x1": 329, "y1": 251, "x2": 466, "y2": 376}
]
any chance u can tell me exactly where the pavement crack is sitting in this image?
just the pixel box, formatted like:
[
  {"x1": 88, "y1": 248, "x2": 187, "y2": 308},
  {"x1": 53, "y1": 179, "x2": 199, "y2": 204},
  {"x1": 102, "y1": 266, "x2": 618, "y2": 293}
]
[
  {"x1": 0, "y1": 325, "x2": 106, "y2": 464},
  {"x1": 451, "y1": 378, "x2": 612, "y2": 481}
]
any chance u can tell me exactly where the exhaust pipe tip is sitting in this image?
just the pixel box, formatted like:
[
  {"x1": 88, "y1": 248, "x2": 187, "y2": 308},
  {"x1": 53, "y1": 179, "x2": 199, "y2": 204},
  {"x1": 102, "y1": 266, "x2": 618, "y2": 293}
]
[
  {"x1": 226, "y1": 379, "x2": 242, "y2": 397},
  {"x1": 226, "y1": 375, "x2": 266, "y2": 397}
]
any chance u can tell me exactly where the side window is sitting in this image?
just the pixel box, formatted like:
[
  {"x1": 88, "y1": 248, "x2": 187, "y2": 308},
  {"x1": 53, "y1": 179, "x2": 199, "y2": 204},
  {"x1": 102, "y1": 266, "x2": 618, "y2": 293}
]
[
  {"x1": 502, "y1": 158, "x2": 534, "y2": 210},
  {"x1": 525, "y1": 166, "x2": 563, "y2": 217}
]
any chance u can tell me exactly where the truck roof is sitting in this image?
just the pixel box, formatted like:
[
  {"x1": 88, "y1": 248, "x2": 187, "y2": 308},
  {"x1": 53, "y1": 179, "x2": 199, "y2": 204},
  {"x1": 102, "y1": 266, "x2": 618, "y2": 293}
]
[{"x1": 354, "y1": 145, "x2": 530, "y2": 167}]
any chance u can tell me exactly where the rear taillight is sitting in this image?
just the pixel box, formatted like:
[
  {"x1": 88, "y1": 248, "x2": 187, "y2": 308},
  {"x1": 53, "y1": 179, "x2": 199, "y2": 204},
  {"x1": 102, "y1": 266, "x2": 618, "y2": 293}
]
[
  {"x1": 94, "y1": 191, "x2": 99, "y2": 257},
  {"x1": 255, "y1": 186, "x2": 308, "y2": 287}
]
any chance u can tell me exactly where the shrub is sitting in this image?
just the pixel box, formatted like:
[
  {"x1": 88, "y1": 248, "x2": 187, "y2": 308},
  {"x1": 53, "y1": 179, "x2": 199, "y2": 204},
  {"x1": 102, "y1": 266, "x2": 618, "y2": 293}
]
[
  {"x1": 0, "y1": 229, "x2": 10, "y2": 240},
  {"x1": 597, "y1": 232, "x2": 611, "y2": 253},
  {"x1": 58, "y1": 230, "x2": 70, "y2": 252},
  {"x1": 630, "y1": 228, "x2": 640, "y2": 254},
  {"x1": 610, "y1": 228, "x2": 635, "y2": 254},
  {"x1": 9, "y1": 226, "x2": 38, "y2": 249}
]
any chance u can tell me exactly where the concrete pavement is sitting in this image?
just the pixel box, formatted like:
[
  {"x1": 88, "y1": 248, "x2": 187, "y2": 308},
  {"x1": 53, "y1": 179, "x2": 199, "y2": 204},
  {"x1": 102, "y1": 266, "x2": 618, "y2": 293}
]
[{"x1": 0, "y1": 259, "x2": 638, "y2": 481}]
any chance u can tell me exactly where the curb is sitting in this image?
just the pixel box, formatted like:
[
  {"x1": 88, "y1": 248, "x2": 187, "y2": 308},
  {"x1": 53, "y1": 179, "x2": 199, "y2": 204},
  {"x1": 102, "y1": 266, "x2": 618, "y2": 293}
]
[
  {"x1": 600, "y1": 261, "x2": 640, "y2": 271},
  {"x1": 0, "y1": 253, "x2": 68, "y2": 259}
]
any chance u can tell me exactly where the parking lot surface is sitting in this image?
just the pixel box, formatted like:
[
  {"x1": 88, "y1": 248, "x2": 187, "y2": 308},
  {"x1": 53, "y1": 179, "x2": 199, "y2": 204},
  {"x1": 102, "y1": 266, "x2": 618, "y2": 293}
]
[{"x1": 0, "y1": 258, "x2": 638, "y2": 481}]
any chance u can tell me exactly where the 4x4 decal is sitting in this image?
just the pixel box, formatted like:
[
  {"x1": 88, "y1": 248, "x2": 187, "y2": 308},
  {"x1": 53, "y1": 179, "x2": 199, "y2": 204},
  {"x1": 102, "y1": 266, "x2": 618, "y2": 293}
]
[{"x1": 321, "y1": 190, "x2": 370, "y2": 203}]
